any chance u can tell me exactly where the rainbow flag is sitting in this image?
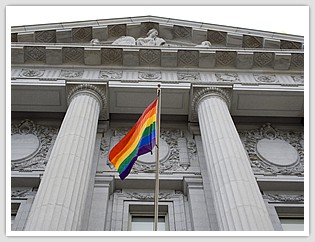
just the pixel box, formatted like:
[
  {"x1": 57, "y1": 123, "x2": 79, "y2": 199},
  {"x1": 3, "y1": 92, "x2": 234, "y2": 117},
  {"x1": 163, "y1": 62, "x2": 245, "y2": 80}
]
[{"x1": 109, "y1": 98, "x2": 158, "y2": 180}]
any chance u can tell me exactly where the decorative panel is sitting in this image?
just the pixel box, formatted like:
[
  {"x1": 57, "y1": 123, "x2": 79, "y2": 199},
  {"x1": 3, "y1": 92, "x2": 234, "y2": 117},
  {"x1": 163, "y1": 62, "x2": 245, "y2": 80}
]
[
  {"x1": 24, "y1": 46, "x2": 46, "y2": 63},
  {"x1": 101, "y1": 48, "x2": 123, "y2": 65},
  {"x1": 280, "y1": 40, "x2": 303, "y2": 49},
  {"x1": 253, "y1": 52, "x2": 274, "y2": 67},
  {"x1": 72, "y1": 27, "x2": 92, "y2": 42},
  {"x1": 207, "y1": 30, "x2": 227, "y2": 45},
  {"x1": 173, "y1": 25, "x2": 192, "y2": 40},
  {"x1": 243, "y1": 35, "x2": 263, "y2": 48},
  {"x1": 239, "y1": 123, "x2": 304, "y2": 176},
  {"x1": 178, "y1": 50, "x2": 199, "y2": 67},
  {"x1": 108, "y1": 24, "x2": 127, "y2": 38},
  {"x1": 139, "y1": 49, "x2": 161, "y2": 66},
  {"x1": 35, "y1": 30, "x2": 56, "y2": 43},
  {"x1": 215, "y1": 51, "x2": 236, "y2": 67},
  {"x1": 63, "y1": 47, "x2": 84, "y2": 64},
  {"x1": 290, "y1": 53, "x2": 304, "y2": 69}
]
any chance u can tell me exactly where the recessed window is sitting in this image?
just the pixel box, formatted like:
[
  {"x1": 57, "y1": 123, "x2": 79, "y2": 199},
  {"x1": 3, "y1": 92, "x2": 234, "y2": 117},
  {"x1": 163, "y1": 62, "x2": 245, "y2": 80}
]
[
  {"x1": 131, "y1": 216, "x2": 166, "y2": 231},
  {"x1": 280, "y1": 218, "x2": 304, "y2": 231}
]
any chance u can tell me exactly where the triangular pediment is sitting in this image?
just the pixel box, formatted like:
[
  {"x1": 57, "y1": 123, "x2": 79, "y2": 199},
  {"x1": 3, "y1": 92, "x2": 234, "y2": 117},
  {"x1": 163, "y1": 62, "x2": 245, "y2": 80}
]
[
  {"x1": 11, "y1": 16, "x2": 304, "y2": 71},
  {"x1": 11, "y1": 15, "x2": 303, "y2": 49}
]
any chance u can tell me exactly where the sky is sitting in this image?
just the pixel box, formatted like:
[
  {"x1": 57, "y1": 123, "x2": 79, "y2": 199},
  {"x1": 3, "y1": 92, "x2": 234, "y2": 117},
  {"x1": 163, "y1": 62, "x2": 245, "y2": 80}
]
[{"x1": 7, "y1": 6, "x2": 308, "y2": 36}]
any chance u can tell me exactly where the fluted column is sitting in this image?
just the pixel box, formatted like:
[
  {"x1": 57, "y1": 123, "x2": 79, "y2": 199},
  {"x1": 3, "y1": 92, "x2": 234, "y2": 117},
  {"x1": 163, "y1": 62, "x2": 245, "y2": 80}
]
[
  {"x1": 193, "y1": 87, "x2": 273, "y2": 231},
  {"x1": 25, "y1": 85, "x2": 105, "y2": 231}
]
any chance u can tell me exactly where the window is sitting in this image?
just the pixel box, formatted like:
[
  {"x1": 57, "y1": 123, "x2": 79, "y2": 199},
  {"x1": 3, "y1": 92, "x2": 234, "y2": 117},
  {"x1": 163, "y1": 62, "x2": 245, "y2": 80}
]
[
  {"x1": 131, "y1": 216, "x2": 166, "y2": 231},
  {"x1": 280, "y1": 218, "x2": 304, "y2": 231},
  {"x1": 128, "y1": 204, "x2": 169, "y2": 231},
  {"x1": 11, "y1": 203, "x2": 20, "y2": 227}
]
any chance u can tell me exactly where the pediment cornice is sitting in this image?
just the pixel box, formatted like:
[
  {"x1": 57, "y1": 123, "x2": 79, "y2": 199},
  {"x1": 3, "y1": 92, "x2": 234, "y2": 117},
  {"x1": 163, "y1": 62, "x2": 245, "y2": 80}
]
[{"x1": 11, "y1": 15, "x2": 304, "y2": 49}]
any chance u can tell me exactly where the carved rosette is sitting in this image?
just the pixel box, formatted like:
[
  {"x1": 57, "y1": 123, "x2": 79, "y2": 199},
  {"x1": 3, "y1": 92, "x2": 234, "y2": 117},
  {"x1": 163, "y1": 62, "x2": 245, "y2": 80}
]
[
  {"x1": 60, "y1": 70, "x2": 84, "y2": 78},
  {"x1": 138, "y1": 71, "x2": 161, "y2": 80},
  {"x1": 67, "y1": 84, "x2": 108, "y2": 120},
  {"x1": 99, "y1": 70, "x2": 123, "y2": 79},
  {"x1": 19, "y1": 69, "x2": 45, "y2": 77},
  {"x1": 239, "y1": 123, "x2": 304, "y2": 176},
  {"x1": 253, "y1": 74, "x2": 278, "y2": 83},
  {"x1": 103, "y1": 129, "x2": 196, "y2": 174},
  {"x1": 215, "y1": 73, "x2": 239, "y2": 82},
  {"x1": 190, "y1": 87, "x2": 232, "y2": 122},
  {"x1": 177, "y1": 72, "x2": 200, "y2": 81},
  {"x1": 11, "y1": 120, "x2": 58, "y2": 171},
  {"x1": 291, "y1": 75, "x2": 304, "y2": 84}
]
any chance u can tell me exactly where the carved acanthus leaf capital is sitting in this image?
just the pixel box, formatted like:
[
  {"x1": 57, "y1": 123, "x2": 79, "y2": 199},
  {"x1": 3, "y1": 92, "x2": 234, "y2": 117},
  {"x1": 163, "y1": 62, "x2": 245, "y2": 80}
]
[
  {"x1": 66, "y1": 84, "x2": 108, "y2": 120},
  {"x1": 190, "y1": 86, "x2": 232, "y2": 122}
]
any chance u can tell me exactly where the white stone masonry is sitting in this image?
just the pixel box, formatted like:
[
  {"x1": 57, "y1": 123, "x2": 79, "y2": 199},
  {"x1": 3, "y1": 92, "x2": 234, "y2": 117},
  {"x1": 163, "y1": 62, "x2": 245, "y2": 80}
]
[
  {"x1": 196, "y1": 88, "x2": 274, "y2": 230},
  {"x1": 25, "y1": 86, "x2": 102, "y2": 230}
]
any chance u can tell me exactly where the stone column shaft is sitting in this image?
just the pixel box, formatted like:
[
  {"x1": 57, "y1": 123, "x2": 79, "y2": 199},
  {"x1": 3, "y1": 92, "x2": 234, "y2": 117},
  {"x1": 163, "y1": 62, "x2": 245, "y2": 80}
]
[
  {"x1": 197, "y1": 92, "x2": 273, "y2": 230},
  {"x1": 25, "y1": 90, "x2": 101, "y2": 230}
]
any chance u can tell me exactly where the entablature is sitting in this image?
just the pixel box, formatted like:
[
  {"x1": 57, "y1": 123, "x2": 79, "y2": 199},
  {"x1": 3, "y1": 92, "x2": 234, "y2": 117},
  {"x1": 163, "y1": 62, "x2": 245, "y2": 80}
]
[{"x1": 11, "y1": 43, "x2": 304, "y2": 71}]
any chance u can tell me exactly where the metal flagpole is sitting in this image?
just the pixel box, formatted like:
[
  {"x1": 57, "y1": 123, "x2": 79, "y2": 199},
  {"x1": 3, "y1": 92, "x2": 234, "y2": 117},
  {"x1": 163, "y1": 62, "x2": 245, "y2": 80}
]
[{"x1": 153, "y1": 84, "x2": 161, "y2": 231}]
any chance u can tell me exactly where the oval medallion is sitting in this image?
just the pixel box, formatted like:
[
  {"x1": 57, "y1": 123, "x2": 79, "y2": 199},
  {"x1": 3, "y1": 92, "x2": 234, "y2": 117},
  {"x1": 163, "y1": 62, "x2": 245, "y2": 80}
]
[
  {"x1": 137, "y1": 138, "x2": 169, "y2": 164},
  {"x1": 257, "y1": 138, "x2": 298, "y2": 167},
  {"x1": 11, "y1": 134, "x2": 40, "y2": 162}
]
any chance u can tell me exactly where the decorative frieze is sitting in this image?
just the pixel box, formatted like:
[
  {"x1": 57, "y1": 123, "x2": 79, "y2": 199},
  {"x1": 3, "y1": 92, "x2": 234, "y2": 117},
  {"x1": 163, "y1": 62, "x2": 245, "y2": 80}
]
[
  {"x1": 125, "y1": 192, "x2": 173, "y2": 201},
  {"x1": 263, "y1": 193, "x2": 304, "y2": 204},
  {"x1": 11, "y1": 67, "x2": 304, "y2": 87},
  {"x1": 11, "y1": 44, "x2": 304, "y2": 71},
  {"x1": 11, "y1": 119, "x2": 58, "y2": 171},
  {"x1": 239, "y1": 123, "x2": 304, "y2": 176}
]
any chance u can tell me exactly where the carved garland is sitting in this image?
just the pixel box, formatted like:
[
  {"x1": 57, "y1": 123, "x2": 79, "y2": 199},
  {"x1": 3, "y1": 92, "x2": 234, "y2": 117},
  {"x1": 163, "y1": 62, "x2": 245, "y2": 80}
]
[{"x1": 263, "y1": 193, "x2": 304, "y2": 204}]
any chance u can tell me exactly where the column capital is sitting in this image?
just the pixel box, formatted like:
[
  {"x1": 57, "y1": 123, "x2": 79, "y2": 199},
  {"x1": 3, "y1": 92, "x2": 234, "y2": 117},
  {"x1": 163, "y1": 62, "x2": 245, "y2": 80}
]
[
  {"x1": 67, "y1": 84, "x2": 108, "y2": 120},
  {"x1": 190, "y1": 86, "x2": 232, "y2": 122}
]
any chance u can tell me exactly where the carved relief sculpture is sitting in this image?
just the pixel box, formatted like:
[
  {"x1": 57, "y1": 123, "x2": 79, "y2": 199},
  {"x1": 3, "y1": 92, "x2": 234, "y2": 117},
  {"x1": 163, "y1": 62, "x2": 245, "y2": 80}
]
[
  {"x1": 11, "y1": 120, "x2": 58, "y2": 171},
  {"x1": 112, "y1": 28, "x2": 166, "y2": 46},
  {"x1": 239, "y1": 123, "x2": 304, "y2": 176}
]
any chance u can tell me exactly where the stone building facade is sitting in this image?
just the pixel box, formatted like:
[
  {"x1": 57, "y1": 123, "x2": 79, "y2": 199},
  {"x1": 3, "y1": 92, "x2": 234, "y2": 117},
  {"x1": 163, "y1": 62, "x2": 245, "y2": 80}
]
[{"x1": 10, "y1": 16, "x2": 304, "y2": 231}]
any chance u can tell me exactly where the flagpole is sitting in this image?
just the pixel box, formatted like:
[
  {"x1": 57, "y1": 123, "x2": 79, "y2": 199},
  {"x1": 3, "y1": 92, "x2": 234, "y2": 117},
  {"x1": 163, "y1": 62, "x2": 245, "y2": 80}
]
[{"x1": 154, "y1": 84, "x2": 161, "y2": 231}]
